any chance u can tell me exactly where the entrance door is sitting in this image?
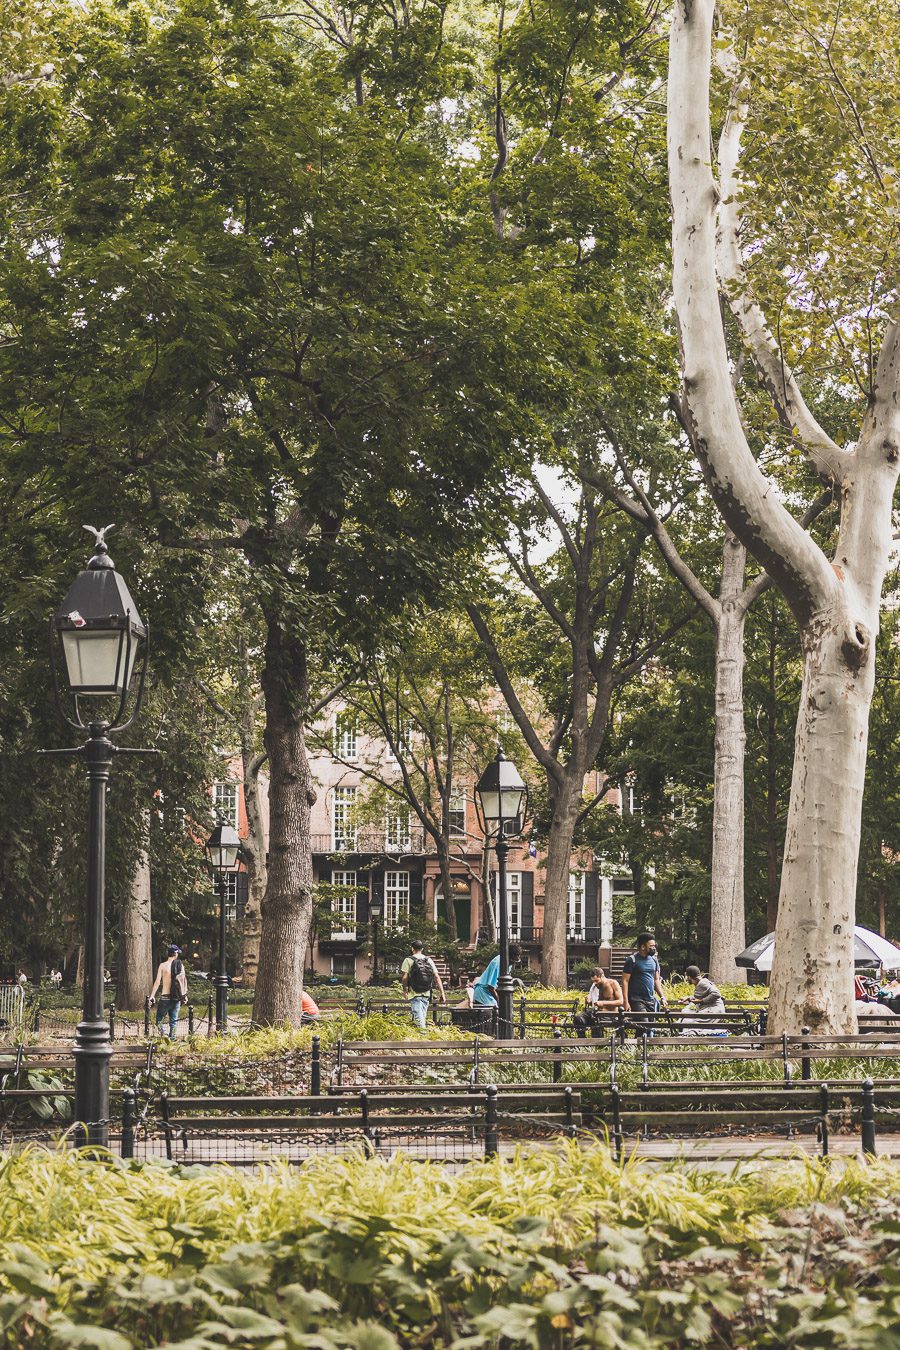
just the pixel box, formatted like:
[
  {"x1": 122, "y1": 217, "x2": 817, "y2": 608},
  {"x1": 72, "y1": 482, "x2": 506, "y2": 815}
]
[{"x1": 436, "y1": 883, "x2": 472, "y2": 943}]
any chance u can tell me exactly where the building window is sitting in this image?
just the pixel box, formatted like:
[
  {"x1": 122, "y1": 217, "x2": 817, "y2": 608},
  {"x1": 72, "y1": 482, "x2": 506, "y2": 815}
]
[
  {"x1": 567, "y1": 872, "x2": 585, "y2": 939},
  {"x1": 330, "y1": 870, "x2": 357, "y2": 939},
  {"x1": 384, "y1": 870, "x2": 410, "y2": 927},
  {"x1": 212, "y1": 781, "x2": 239, "y2": 829},
  {"x1": 334, "y1": 713, "x2": 357, "y2": 761},
  {"x1": 386, "y1": 809, "x2": 411, "y2": 850},
  {"x1": 333, "y1": 787, "x2": 357, "y2": 850},
  {"x1": 331, "y1": 953, "x2": 356, "y2": 977},
  {"x1": 507, "y1": 870, "x2": 521, "y2": 939},
  {"x1": 211, "y1": 872, "x2": 239, "y2": 923},
  {"x1": 448, "y1": 788, "x2": 466, "y2": 837},
  {"x1": 387, "y1": 717, "x2": 415, "y2": 762}
]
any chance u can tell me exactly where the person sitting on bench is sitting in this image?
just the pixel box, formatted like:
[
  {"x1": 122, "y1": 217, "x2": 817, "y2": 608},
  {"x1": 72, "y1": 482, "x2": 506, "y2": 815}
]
[
  {"x1": 677, "y1": 965, "x2": 726, "y2": 1035},
  {"x1": 573, "y1": 967, "x2": 623, "y2": 1038}
]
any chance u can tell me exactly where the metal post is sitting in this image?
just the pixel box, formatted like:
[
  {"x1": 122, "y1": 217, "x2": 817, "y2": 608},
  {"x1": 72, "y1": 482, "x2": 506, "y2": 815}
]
[
  {"x1": 611, "y1": 1083, "x2": 623, "y2": 1163},
  {"x1": 207, "y1": 988, "x2": 214, "y2": 1037},
  {"x1": 311, "y1": 1035, "x2": 321, "y2": 1099},
  {"x1": 372, "y1": 914, "x2": 379, "y2": 982},
  {"x1": 518, "y1": 996, "x2": 525, "y2": 1040},
  {"x1": 144, "y1": 996, "x2": 150, "y2": 1039},
  {"x1": 74, "y1": 727, "x2": 114, "y2": 1149},
  {"x1": 108, "y1": 1003, "x2": 116, "y2": 1040},
  {"x1": 552, "y1": 1025, "x2": 562, "y2": 1083},
  {"x1": 496, "y1": 832, "x2": 513, "y2": 1040},
  {"x1": 819, "y1": 1083, "x2": 829, "y2": 1158},
  {"x1": 121, "y1": 1088, "x2": 135, "y2": 1160},
  {"x1": 564, "y1": 1085, "x2": 575, "y2": 1138},
  {"x1": 861, "y1": 1078, "x2": 877, "y2": 1157},
  {"x1": 616, "y1": 1005, "x2": 626, "y2": 1044},
  {"x1": 215, "y1": 874, "x2": 228, "y2": 1034},
  {"x1": 187, "y1": 1003, "x2": 194, "y2": 1036},
  {"x1": 484, "y1": 1084, "x2": 499, "y2": 1157},
  {"x1": 801, "y1": 1026, "x2": 811, "y2": 1081}
]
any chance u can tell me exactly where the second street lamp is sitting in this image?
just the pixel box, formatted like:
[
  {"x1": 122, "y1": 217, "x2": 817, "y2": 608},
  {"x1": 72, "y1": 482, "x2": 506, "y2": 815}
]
[
  {"x1": 370, "y1": 897, "x2": 383, "y2": 983},
  {"x1": 205, "y1": 819, "x2": 240, "y2": 1034},
  {"x1": 475, "y1": 746, "x2": 529, "y2": 1040}
]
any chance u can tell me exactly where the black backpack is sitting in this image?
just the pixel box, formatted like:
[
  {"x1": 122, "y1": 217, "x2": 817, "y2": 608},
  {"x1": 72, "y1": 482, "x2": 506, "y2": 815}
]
[{"x1": 407, "y1": 955, "x2": 435, "y2": 994}]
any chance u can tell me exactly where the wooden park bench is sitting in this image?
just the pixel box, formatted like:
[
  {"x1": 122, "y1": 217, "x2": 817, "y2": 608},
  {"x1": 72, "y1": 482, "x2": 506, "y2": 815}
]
[
  {"x1": 144, "y1": 1083, "x2": 582, "y2": 1164},
  {"x1": 607, "y1": 1076, "x2": 900, "y2": 1161},
  {"x1": 331, "y1": 1035, "x2": 615, "y2": 1091}
]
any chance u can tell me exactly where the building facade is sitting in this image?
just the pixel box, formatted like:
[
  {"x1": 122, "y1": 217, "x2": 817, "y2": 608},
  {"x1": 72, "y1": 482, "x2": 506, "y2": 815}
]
[{"x1": 213, "y1": 706, "x2": 636, "y2": 983}]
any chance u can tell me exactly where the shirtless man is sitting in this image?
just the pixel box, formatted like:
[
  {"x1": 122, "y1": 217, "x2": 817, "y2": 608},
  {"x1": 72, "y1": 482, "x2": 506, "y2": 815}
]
[
  {"x1": 149, "y1": 944, "x2": 186, "y2": 1038},
  {"x1": 573, "y1": 966, "x2": 623, "y2": 1038}
]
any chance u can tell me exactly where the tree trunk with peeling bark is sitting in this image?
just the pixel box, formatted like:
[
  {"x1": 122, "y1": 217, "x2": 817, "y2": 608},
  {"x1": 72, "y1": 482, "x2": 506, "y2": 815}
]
[
  {"x1": 117, "y1": 838, "x2": 153, "y2": 1011},
  {"x1": 541, "y1": 781, "x2": 580, "y2": 988},
  {"x1": 669, "y1": 0, "x2": 900, "y2": 1032},
  {"x1": 240, "y1": 749, "x2": 267, "y2": 989},
  {"x1": 708, "y1": 538, "x2": 747, "y2": 986},
  {"x1": 251, "y1": 615, "x2": 315, "y2": 1027}
]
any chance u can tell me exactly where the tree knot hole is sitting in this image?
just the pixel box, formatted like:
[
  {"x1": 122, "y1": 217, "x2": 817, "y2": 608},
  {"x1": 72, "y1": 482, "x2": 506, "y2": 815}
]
[{"x1": 841, "y1": 623, "x2": 870, "y2": 672}]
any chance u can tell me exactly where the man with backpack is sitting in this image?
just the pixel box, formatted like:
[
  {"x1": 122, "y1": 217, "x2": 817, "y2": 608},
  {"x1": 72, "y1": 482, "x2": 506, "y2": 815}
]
[
  {"x1": 149, "y1": 943, "x2": 188, "y2": 1038},
  {"x1": 401, "y1": 941, "x2": 446, "y2": 1030}
]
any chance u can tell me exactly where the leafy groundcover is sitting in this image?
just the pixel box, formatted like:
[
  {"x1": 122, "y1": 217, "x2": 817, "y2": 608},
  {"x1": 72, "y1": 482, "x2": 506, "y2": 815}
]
[{"x1": 0, "y1": 1143, "x2": 897, "y2": 1348}]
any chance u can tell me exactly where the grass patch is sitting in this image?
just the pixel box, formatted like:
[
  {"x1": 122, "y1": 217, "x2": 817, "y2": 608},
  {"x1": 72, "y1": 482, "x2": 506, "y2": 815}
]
[{"x1": 0, "y1": 1145, "x2": 897, "y2": 1346}]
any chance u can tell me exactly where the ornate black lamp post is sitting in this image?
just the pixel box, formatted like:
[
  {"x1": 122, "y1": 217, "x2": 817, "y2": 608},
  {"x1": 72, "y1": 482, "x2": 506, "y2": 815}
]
[
  {"x1": 204, "y1": 819, "x2": 240, "y2": 1034},
  {"x1": 45, "y1": 527, "x2": 149, "y2": 1147},
  {"x1": 475, "y1": 747, "x2": 528, "y2": 1040},
  {"x1": 370, "y1": 896, "x2": 383, "y2": 982}
]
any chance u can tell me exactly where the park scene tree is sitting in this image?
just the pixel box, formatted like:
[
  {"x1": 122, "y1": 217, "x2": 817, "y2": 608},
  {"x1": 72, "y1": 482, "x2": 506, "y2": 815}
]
[{"x1": 0, "y1": 0, "x2": 898, "y2": 1344}]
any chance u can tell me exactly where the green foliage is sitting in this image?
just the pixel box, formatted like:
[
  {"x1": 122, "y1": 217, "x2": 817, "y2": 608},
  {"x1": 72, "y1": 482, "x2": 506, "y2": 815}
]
[{"x1": 0, "y1": 1147, "x2": 898, "y2": 1346}]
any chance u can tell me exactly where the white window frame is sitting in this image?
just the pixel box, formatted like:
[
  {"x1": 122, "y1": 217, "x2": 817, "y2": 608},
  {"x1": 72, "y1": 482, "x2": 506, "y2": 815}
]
[
  {"x1": 212, "y1": 872, "x2": 239, "y2": 924},
  {"x1": 334, "y1": 713, "x2": 357, "y2": 761},
  {"x1": 385, "y1": 808, "x2": 411, "y2": 851},
  {"x1": 507, "y1": 870, "x2": 521, "y2": 939},
  {"x1": 384, "y1": 870, "x2": 410, "y2": 927},
  {"x1": 212, "y1": 781, "x2": 239, "y2": 830},
  {"x1": 618, "y1": 775, "x2": 641, "y2": 818},
  {"x1": 567, "y1": 872, "x2": 585, "y2": 939},
  {"x1": 330, "y1": 870, "x2": 357, "y2": 940},
  {"x1": 332, "y1": 786, "x2": 357, "y2": 850},
  {"x1": 448, "y1": 788, "x2": 466, "y2": 837},
  {"x1": 331, "y1": 953, "x2": 356, "y2": 977}
]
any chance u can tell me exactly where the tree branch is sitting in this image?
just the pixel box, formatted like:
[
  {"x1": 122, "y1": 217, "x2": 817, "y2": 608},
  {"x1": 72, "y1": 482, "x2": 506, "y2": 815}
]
[{"x1": 716, "y1": 76, "x2": 850, "y2": 484}]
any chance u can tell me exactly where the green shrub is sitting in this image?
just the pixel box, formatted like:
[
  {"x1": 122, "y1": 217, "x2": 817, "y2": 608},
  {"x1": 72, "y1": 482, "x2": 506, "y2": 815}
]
[{"x1": 0, "y1": 1146, "x2": 897, "y2": 1347}]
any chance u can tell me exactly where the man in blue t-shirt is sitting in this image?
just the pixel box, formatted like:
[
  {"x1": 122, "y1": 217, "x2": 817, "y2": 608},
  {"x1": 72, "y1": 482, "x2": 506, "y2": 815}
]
[
  {"x1": 621, "y1": 933, "x2": 666, "y2": 1018},
  {"x1": 473, "y1": 944, "x2": 522, "y2": 1006}
]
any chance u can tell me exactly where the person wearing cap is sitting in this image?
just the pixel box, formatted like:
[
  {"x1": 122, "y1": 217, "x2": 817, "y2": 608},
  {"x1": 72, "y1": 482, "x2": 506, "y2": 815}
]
[
  {"x1": 677, "y1": 965, "x2": 725, "y2": 1035},
  {"x1": 149, "y1": 944, "x2": 188, "y2": 1038}
]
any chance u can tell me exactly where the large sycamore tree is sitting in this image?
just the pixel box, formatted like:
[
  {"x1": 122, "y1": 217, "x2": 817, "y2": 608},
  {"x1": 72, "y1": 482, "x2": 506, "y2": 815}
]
[{"x1": 668, "y1": 0, "x2": 900, "y2": 1032}]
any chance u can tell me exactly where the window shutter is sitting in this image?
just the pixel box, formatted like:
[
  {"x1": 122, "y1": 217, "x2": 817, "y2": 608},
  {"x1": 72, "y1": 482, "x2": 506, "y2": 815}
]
[
  {"x1": 236, "y1": 871, "x2": 249, "y2": 923},
  {"x1": 585, "y1": 872, "x2": 599, "y2": 933},
  {"x1": 357, "y1": 872, "x2": 370, "y2": 925},
  {"x1": 409, "y1": 870, "x2": 424, "y2": 913},
  {"x1": 522, "y1": 872, "x2": 535, "y2": 937}
]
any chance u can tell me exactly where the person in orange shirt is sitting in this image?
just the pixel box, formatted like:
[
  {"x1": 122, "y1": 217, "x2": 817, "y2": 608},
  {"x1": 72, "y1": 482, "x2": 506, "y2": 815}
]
[{"x1": 301, "y1": 990, "x2": 320, "y2": 1025}]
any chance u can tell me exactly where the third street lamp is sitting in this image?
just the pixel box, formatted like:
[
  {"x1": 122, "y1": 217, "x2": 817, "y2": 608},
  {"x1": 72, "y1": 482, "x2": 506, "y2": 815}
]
[{"x1": 205, "y1": 818, "x2": 241, "y2": 1034}]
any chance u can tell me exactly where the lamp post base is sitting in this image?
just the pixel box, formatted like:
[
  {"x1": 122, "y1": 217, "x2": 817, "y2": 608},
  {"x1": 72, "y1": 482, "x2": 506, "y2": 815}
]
[
  {"x1": 215, "y1": 977, "x2": 229, "y2": 1035},
  {"x1": 73, "y1": 1018, "x2": 112, "y2": 1148}
]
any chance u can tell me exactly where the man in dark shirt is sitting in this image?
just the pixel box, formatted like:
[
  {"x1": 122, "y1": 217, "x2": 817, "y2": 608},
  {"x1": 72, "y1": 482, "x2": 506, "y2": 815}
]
[{"x1": 621, "y1": 933, "x2": 666, "y2": 1029}]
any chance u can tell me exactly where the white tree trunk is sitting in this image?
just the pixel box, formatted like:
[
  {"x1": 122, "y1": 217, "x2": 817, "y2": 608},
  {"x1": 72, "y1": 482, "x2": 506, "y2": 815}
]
[
  {"x1": 768, "y1": 611, "x2": 876, "y2": 1032},
  {"x1": 117, "y1": 837, "x2": 153, "y2": 1011},
  {"x1": 708, "y1": 536, "x2": 747, "y2": 986},
  {"x1": 668, "y1": 0, "x2": 900, "y2": 1032}
]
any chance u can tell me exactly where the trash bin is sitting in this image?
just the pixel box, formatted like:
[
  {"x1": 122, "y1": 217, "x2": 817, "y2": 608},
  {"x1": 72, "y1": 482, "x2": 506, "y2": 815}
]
[{"x1": 450, "y1": 1005, "x2": 496, "y2": 1034}]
